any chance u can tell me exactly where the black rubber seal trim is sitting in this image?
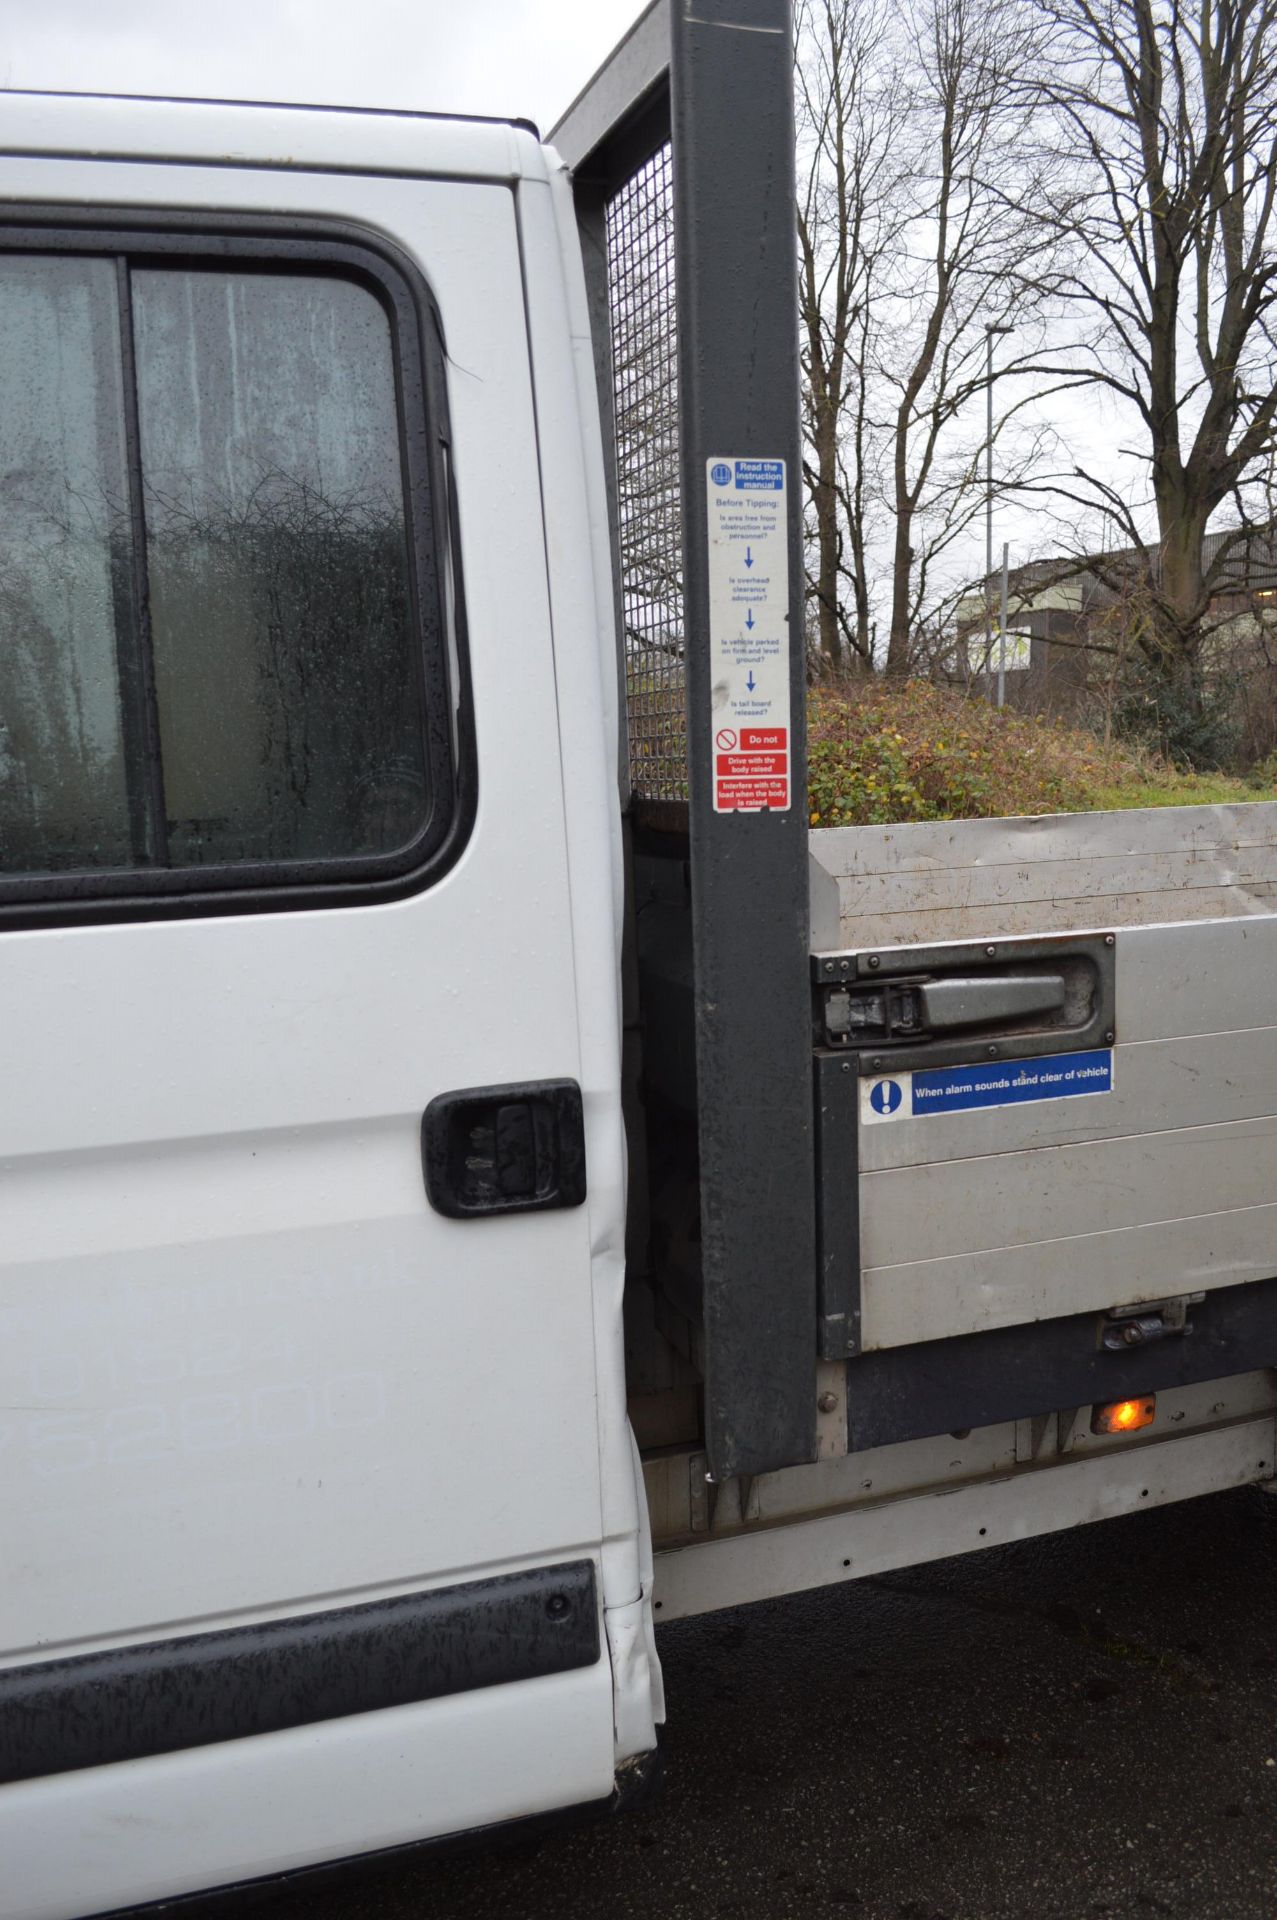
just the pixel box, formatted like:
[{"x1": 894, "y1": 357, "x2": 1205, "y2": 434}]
[{"x1": 0, "y1": 1559, "x2": 598, "y2": 1786}]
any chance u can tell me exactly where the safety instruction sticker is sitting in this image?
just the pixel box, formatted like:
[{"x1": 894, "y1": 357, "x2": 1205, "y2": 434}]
[
  {"x1": 706, "y1": 457, "x2": 791, "y2": 812},
  {"x1": 860, "y1": 1048, "x2": 1114, "y2": 1125}
]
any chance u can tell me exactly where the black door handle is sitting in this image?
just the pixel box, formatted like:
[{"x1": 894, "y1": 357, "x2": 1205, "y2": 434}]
[{"x1": 421, "y1": 1080, "x2": 587, "y2": 1218}]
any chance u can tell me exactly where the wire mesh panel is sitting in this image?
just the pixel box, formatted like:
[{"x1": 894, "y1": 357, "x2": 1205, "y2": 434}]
[{"x1": 605, "y1": 143, "x2": 686, "y2": 801}]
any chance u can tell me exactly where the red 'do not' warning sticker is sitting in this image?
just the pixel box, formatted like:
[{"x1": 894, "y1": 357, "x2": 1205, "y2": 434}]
[{"x1": 706, "y1": 458, "x2": 791, "y2": 812}]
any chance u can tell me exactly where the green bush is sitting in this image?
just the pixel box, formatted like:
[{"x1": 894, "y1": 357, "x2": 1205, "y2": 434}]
[{"x1": 807, "y1": 680, "x2": 1099, "y2": 826}]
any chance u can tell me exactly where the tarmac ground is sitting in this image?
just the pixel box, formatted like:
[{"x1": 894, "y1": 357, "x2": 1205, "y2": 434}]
[{"x1": 189, "y1": 1484, "x2": 1277, "y2": 1920}]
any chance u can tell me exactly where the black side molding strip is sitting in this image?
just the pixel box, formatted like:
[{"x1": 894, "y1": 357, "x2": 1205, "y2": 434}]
[{"x1": 1, "y1": 1559, "x2": 598, "y2": 1786}]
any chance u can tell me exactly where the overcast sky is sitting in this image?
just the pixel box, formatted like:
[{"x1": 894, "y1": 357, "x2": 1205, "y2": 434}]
[{"x1": 0, "y1": 0, "x2": 644, "y2": 135}]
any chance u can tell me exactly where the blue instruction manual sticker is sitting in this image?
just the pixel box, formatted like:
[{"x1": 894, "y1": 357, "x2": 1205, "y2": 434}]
[{"x1": 860, "y1": 1047, "x2": 1113, "y2": 1125}]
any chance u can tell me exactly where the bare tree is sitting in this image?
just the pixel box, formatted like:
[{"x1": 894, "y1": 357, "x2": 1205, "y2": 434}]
[
  {"x1": 796, "y1": 0, "x2": 898, "y2": 671},
  {"x1": 881, "y1": 0, "x2": 1054, "y2": 675},
  {"x1": 1027, "y1": 0, "x2": 1277, "y2": 718},
  {"x1": 795, "y1": 0, "x2": 1062, "y2": 678}
]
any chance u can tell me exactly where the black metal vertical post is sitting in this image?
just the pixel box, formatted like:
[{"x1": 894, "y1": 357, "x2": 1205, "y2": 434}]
[{"x1": 671, "y1": 0, "x2": 816, "y2": 1479}]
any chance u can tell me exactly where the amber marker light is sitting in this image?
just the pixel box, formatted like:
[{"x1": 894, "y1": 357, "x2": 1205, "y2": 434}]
[{"x1": 1091, "y1": 1395, "x2": 1156, "y2": 1436}]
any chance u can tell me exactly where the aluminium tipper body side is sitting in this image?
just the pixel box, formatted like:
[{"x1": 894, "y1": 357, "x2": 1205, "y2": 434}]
[
  {"x1": 638, "y1": 803, "x2": 1277, "y2": 1616},
  {"x1": 812, "y1": 801, "x2": 1277, "y2": 1348}
]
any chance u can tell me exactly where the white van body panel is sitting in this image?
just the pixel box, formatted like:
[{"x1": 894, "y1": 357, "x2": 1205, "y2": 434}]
[
  {"x1": 0, "y1": 99, "x2": 649, "y2": 1917},
  {"x1": 2, "y1": 1670, "x2": 615, "y2": 1920}
]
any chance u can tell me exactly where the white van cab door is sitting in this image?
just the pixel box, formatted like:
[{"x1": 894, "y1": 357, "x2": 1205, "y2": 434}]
[{"x1": 0, "y1": 100, "x2": 640, "y2": 1920}]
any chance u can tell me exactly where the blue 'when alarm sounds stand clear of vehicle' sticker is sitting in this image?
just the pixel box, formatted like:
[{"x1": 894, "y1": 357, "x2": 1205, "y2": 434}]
[{"x1": 859, "y1": 1047, "x2": 1114, "y2": 1125}]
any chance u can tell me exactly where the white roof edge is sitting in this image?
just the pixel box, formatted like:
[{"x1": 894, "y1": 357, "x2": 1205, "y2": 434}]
[{"x1": 0, "y1": 90, "x2": 548, "y2": 184}]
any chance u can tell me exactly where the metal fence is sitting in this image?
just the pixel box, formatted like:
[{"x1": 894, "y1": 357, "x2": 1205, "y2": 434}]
[{"x1": 605, "y1": 142, "x2": 686, "y2": 801}]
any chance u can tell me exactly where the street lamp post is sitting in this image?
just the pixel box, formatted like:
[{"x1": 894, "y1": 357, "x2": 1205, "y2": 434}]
[{"x1": 985, "y1": 323, "x2": 1013, "y2": 704}]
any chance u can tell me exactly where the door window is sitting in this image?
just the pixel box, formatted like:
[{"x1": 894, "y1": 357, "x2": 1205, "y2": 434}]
[
  {"x1": 0, "y1": 256, "x2": 137, "y2": 873},
  {"x1": 0, "y1": 231, "x2": 461, "y2": 914}
]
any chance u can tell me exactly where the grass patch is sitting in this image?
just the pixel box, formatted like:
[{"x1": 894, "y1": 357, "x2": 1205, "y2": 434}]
[
  {"x1": 807, "y1": 679, "x2": 1277, "y2": 827},
  {"x1": 1086, "y1": 771, "x2": 1274, "y2": 809}
]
